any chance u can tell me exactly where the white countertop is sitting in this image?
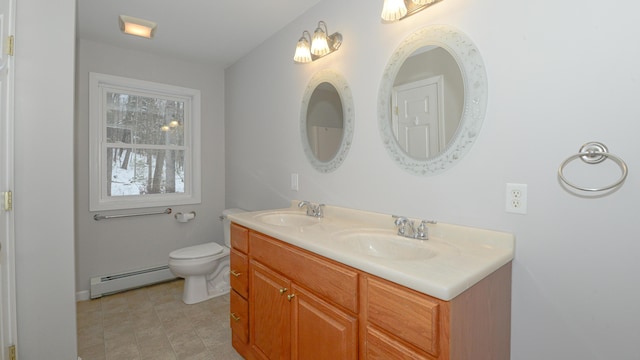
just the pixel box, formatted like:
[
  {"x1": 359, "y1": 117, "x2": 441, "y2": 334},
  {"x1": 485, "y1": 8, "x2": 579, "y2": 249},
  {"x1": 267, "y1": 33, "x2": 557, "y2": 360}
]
[{"x1": 227, "y1": 202, "x2": 514, "y2": 301}]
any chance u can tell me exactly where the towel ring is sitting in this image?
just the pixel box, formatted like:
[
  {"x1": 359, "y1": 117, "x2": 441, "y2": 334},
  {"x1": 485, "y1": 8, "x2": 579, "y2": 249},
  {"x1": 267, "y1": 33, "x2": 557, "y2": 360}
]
[{"x1": 558, "y1": 142, "x2": 628, "y2": 192}]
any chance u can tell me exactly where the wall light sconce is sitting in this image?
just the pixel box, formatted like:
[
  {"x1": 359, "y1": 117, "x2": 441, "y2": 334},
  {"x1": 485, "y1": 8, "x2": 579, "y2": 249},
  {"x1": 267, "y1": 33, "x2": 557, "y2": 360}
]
[
  {"x1": 119, "y1": 15, "x2": 157, "y2": 39},
  {"x1": 381, "y1": 0, "x2": 443, "y2": 22},
  {"x1": 293, "y1": 21, "x2": 342, "y2": 64}
]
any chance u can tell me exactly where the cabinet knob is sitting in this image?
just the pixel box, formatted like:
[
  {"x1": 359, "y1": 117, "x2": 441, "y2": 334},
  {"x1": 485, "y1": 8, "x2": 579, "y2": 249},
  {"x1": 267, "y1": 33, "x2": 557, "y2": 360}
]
[
  {"x1": 230, "y1": 270, "x2": 242, "y2": 277},
  {"x1": 230, "y1": 312, "x2": 241, "y2": 322},
  {"x1": 287, "y1": 294, "x2": 296, "y2": 301},
  {"x1": 279, "y1": 287, "x2": 288, "y2": 294}
]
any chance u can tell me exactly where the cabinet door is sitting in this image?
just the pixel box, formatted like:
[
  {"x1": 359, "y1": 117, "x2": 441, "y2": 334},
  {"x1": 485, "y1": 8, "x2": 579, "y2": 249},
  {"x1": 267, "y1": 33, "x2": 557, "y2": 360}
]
[
  {"x1": 291, "y1": 285, "x2": 358, "y2": 360},
  {"x1": 250, "y1": 260, "x2": 291, "y2": 360}
]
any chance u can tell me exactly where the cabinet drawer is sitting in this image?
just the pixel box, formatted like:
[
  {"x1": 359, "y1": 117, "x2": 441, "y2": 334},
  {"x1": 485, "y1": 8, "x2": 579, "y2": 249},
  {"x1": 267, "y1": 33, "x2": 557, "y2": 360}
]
[
  {"x1": 230, "y1": 248, "x2": 248, "y2": 298},
  {"x1": 230, "y1": 223, "x2": 249, "y2": 253},
  {"x1": 366, "y1": 277, "x2": 440, "y2": 356},
  {"x1": 365, "y1": 325, "x2": 432, "y2": 360},
  {"x1": 230, "y1": 290, "x2": 249, "y2": 345},
  {"x1": 250, "y1": 231, "x2": 359, "y2": 313}
]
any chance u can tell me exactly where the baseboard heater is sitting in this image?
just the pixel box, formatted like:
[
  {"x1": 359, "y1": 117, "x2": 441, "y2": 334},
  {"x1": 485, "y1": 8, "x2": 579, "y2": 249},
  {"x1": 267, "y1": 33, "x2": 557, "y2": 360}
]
[{"x1": 90, "y1": 264, "x2": 176, "y2": 299}]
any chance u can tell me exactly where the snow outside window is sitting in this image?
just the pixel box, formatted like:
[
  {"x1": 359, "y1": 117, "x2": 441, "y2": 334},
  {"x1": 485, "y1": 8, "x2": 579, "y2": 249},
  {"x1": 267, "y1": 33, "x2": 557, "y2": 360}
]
[{"x1": 89, "y1": 73, "x2": 201, "y2": 211}]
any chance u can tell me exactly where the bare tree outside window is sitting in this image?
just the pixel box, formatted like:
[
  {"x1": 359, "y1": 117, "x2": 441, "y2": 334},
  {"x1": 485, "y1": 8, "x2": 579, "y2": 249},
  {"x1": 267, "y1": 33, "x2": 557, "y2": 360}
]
[{"x1": 106, "y1": 92, "x2": 186, "y2": 197}]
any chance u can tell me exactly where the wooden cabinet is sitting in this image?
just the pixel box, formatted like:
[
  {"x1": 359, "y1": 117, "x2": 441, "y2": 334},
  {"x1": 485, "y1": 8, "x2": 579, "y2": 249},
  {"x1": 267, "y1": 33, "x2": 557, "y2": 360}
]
[
  {"x1": 230, "y1": 222, "x2": 512, "y2": 360},
  {"x1": 249, "y1": 231, "x2": 358, "y2": 360},
  {"x1": 229, "y1": 223, "x2": 251, "y2": 357}
]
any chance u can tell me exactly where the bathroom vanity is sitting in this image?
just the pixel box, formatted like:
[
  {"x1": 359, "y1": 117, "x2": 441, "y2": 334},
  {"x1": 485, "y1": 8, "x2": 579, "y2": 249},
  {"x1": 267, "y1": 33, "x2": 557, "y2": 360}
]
[{"x1": 227, "y1": 203, "x2": 514, "y2": 360}]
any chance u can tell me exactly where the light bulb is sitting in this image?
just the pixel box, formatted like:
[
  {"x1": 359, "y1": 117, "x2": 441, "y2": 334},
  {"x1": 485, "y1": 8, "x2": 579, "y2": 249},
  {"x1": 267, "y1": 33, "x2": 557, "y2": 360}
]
[
  {"x1": 311, "y1": 28, "x2": 330, "y2": 56},
  {"x1": 293, "y1": 37, "x2": 312, "y2": 63},
  {"x1": 381, "y1": 0, "x2": 408, "y2": 21}
]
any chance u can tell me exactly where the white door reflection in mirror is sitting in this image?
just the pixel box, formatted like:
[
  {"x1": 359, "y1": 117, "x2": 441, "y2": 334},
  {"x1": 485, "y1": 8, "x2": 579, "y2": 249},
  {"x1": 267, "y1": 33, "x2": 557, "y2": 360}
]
[
  {"x1": 393, "y1": 76, "x2": 443, "y2": 158},
  {"x1": 378, "y1": 25, "x2": 487, "y2": 176}
]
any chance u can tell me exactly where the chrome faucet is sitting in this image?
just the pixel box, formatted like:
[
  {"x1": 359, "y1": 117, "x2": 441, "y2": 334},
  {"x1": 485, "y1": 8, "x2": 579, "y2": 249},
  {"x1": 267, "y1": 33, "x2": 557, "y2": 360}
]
[
  {"x1": 393, "y1": 215, "x2": 436, "y2": 240},
  {"x1": 298, "y1": 201, "x2": 325, "y2": 218}
]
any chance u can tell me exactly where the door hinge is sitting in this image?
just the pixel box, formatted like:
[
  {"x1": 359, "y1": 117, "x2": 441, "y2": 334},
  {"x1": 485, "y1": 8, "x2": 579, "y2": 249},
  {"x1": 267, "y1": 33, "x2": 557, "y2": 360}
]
[
  {"x1": 6, "y1": 35, "x2": 14, "y2": 56},
  {"x1": 3, "y1": 191, "x2": 12, "y2": 211},
  {"x1": 8, "y1": 344, "x2": 16, "y2": 360}
]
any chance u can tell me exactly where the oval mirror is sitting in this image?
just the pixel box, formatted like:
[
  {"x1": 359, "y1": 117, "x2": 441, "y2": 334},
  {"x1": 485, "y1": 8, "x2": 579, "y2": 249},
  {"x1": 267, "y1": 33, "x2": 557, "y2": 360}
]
[
  {"x1": 378, "y1": 25, "x2": 487, "y2": 175},
  {"x1": 301, "y1": 70, "x2": 354, "y2": 172}
]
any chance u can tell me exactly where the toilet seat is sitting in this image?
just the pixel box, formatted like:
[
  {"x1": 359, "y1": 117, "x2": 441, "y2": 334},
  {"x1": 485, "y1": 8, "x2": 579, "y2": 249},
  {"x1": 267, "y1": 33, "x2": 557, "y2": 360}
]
[{"x1": 170, "y1": 243, "x2": 224, "y2": 260}]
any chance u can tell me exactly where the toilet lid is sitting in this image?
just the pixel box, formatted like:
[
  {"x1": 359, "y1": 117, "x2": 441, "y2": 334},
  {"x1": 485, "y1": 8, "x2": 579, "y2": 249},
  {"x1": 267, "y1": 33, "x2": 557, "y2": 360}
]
[{"x1": 170, "y1": 243, "x2": 224, "y2": 260}]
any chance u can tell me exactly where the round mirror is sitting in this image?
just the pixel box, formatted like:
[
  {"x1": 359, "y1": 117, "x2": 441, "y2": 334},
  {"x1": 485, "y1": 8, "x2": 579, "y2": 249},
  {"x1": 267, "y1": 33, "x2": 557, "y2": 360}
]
[
  {"x1": 378, "y1": 25, "x2": 487, "y2": 175},
  {"x1": 301, "y1": 70, "x2": 354, "y2": 172}
]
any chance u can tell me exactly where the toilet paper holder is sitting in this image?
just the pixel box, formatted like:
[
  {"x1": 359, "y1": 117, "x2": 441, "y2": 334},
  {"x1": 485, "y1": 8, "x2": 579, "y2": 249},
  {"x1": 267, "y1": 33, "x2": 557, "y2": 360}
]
[{"x1": 175, "y1": 211, "x2": 196, "y2": 222}]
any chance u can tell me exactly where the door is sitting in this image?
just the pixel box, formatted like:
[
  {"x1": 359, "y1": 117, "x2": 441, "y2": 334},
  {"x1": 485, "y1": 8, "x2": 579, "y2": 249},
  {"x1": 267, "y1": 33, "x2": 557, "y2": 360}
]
[
  {"x1": 392, "y1": 76, "x2": 444, "y2": 158},
  {"x1": 250, "y1": 260, "x2": 291, "y2": 360},
  {"x1": 291, "y1": 285, "x2": 357, "y2": 360},
  {"x1": 0, "y1": 0, "x2": 15, "y2": 358}
]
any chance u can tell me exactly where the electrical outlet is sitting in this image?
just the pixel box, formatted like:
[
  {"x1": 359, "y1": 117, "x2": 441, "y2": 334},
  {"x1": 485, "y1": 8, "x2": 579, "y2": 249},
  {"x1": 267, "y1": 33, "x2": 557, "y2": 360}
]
[
  {"x1": 290, "y1": 173, "x2": 299, "y2": 191},
  {"x1": 505, "y1": 183, "x2": 527, "y2": 214}
]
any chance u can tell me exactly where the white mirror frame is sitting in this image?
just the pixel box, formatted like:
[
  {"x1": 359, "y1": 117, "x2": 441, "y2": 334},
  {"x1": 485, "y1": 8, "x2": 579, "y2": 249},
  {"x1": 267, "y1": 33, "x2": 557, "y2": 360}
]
[
  {"x1": 301, "y1": 69, "x2": 355, "y2": 173},
  {"x1": 378, "y1": 25, "x2": 487, "y2": 176}
]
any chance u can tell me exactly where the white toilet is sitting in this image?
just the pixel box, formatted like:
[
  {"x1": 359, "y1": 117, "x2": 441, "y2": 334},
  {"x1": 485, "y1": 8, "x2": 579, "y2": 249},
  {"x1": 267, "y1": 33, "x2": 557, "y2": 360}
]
[{"x1": 169, "y1": 208, "x2": 245, "y2": 304}]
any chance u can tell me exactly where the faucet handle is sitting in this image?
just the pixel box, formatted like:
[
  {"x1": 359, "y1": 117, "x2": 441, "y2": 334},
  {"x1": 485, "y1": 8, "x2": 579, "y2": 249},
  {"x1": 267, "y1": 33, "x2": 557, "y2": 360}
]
[
  {"x1": 392, "y1": 215, "x2": 407, "y2": 226},
  {"x1": 416, "y1": 220, "x2": 436, "y2": 239},
  {"x1": 315, "y1": 204, "x2": 325, "y2": 217},
  {"x1": 392, "y1": 215, "x2": 408, "y2": 236}
]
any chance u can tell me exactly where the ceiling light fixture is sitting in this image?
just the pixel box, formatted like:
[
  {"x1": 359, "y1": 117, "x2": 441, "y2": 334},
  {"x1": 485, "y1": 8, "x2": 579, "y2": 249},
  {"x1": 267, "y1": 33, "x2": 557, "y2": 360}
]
[
  {"x1": 293, "y1": 21, "x2": 342, "y2": 64},
  {"x1": 119, "y1": 15, "x2": 157, "y2": 39},
  {"x1": 380, "y1": 0, "x2": 443, "y2": 22}
]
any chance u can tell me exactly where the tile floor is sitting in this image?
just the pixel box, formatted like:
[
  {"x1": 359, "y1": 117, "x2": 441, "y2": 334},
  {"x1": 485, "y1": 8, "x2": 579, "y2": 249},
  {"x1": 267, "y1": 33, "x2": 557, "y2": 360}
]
[{"x1": 76, "y1": 279, "x2": 244, "y2": 360}]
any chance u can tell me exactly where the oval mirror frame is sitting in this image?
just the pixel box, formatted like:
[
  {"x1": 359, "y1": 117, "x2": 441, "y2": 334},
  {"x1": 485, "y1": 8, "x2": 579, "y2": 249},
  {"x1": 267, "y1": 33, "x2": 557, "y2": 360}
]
[
  {"x1": 301, "y1": 69, "x2": 354, "y2": 173},
  {"x1": 378, "y1": 25, "x2": 487, "y2": 175}
]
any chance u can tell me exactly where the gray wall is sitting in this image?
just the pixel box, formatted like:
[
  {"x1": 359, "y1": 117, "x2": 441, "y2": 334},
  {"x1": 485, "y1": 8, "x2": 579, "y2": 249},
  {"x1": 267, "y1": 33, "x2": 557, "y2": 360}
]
[
  {"x1": 75, "y1": 39, "x2": 226, "y2": 296},
  {"x1": 14, "y1": 0, "x2": 77, "y2": 357},
  {"x1": 226, "y1": 0, "x2": 640, "y2": 359}
]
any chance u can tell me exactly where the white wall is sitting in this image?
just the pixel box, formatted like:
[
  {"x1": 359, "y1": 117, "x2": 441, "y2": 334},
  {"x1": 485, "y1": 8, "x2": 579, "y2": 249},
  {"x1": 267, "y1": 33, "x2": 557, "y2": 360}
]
[
  {"x1": 226, "y1": 0, "x2": 640, "y2": 358},
  {"x1": 14, "y1": 0, "x2": 77, "y2": 357},
  {"x1": 75, "y1": 39, "x2": 226, "y2": 295}
]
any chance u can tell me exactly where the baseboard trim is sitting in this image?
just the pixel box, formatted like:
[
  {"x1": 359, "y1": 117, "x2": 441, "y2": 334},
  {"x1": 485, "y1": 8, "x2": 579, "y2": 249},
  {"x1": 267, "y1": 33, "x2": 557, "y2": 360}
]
[{"x1": 76, "y1": 290, "x2": 90, "y2": 302}]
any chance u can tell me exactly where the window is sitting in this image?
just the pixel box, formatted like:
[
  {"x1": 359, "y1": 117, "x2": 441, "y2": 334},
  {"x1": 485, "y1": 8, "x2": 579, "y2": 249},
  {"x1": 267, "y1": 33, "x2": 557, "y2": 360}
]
[{"x1": 89, "y1": 73, "x2": 201, "y2": 211}]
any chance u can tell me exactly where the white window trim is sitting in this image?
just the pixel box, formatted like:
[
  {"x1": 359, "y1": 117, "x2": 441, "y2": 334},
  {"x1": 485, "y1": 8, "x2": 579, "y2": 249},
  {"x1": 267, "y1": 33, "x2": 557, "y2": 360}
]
[{"x1": 89, "y1": 72, "x2": 201, "y2": 211}]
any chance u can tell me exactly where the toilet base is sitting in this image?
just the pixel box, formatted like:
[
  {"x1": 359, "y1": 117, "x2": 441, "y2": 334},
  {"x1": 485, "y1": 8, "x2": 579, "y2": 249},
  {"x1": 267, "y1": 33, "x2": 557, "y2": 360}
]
[{"x1": 182, "y1": 274, "x2": 230, "y2": 304}]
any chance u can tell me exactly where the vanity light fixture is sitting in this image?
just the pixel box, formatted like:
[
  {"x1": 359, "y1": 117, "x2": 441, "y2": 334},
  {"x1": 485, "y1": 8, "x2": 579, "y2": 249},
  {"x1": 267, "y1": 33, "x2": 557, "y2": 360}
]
[
  {"x1": 293, "y1": 21, "x2": 342, "y2": 64},
  {"x1": 380, "y1": 0, "x2": 443, "y2": 22},
  {"x1": 119, "y1": 15, "x2": 157, "y2": 39}
]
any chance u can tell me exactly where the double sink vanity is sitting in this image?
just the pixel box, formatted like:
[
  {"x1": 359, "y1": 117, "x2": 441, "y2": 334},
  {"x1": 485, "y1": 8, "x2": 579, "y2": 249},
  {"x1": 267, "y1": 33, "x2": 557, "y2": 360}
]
[
  {"x1": 228, "y1": 16, "x2": 500, "y2": 360},
  {"x1": 227, "y1": 202, "x2": 514, "y2": 360}
]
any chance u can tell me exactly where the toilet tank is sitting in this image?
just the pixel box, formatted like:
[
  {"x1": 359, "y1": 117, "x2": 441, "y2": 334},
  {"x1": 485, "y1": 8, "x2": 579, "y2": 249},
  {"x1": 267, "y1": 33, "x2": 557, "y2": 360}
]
[{"x1": 222, "y1": 208, "x2": 245, "y2": 247}]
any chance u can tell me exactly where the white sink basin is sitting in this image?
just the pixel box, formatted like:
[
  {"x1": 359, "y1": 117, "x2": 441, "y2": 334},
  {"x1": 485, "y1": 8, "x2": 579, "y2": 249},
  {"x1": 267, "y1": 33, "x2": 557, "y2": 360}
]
[
  {"x1": 256, "y1": 212, "x2": 320, "y2": 227},
  {"x1": 333, "y1": 229, "x2": 440, "y2": 261}
]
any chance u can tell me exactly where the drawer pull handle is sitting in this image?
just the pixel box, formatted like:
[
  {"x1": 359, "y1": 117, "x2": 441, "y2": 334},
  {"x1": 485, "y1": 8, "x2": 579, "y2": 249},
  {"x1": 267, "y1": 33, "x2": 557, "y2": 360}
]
[
  {"x1": 230, "y1": 270, "x2": 242, "y2": 277},
  {"x1": 279, "y1": 287, "x2": 288, "y2": 294},
  {"x1": 287, "y1": 294, "x2": 296, "y2": 301},
  {"x1": 230, "y1": 313, "x2": 241, "y2": 322}
]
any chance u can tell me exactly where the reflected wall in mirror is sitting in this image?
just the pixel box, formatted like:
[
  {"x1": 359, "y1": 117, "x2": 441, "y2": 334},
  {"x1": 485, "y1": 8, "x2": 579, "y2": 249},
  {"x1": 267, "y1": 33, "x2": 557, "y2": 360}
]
[
  {"x1": 301, "y1": 70, "x2": 354, "y2": 172},
  {"x1": 378, "y1": 25, "x2": 487, "y2": 175}
]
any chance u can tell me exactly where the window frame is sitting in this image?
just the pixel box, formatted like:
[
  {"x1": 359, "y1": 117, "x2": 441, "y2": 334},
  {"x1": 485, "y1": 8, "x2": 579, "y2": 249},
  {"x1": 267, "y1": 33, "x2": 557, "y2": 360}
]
[{"x1": 89, "y1": 72, "x2": 201, "y2": 211}]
